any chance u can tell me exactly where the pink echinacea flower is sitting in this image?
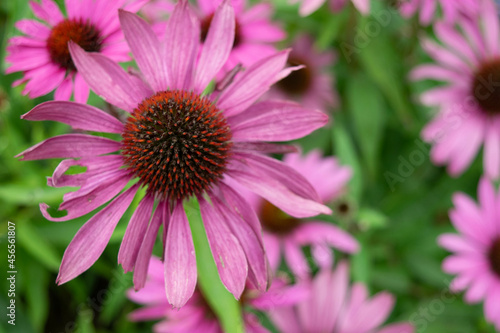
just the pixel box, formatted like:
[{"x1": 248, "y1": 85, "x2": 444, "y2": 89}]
[
  {"x1": 6, "y1": 0, "x2": 146, "y2": 102},
  {"x1": 439, "y1": 178, "x2": 500, "y2": 330},
  {"x1": 412, "y1": 0, "x2": 500, "y2": 179},
  {"x1": 16, "y1": 0, "x2": 329, "y2": 308}
]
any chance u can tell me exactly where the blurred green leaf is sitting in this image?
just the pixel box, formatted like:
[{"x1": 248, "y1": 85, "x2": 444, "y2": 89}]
[
  {"x1": 357, "y1": 207, "x2": 388, "y2": 230},
  {"x1": 17, "y1": 221, "x2": 60, "y2": 272},
  {"x1": 347, "y1": 72, "x2": 386, "y2": 178},
  {"x1": 332, "y1": 121, "x2": 363, "y2": 201},
  {"x1": 184, "y1": 198, "x2": 244, "y2": 333},
  {"x1": 25, "y1": 262, "x2": 49, "y2": 332}
]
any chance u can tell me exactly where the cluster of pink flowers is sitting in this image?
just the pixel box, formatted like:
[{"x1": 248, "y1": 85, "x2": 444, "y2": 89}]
[
  {"x1": 8, "y1": 0, "x2": 500, "y2": 331},
  {"x1": 408, "y1": 0, "x2": 500, "y2": 330}
]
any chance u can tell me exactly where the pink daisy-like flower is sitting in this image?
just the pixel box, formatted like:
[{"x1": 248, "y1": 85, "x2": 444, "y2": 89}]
[
  {"x1": 5, "y1": 0, "x2": 146, "y2": 102},
  {"x1": 291, "y1": 0, "x2": 369, "y2": 17},
  {"x1": 249, "y1": 150, "x2": 358, "y2": 278},
  {"x1": 438, "y1": 178, "x2": 500, "y2": 330},
  {"x1": 399, "y1": 0, "x2": 479, "y2": 26},
  {"x1": 268, "y1": 261, "x2": 414, "y2": 333},
  {"x1": 16, "y1": 0, "x2": 330, "y2": 308},
  {"x1": 127, "y1": 256, "x2": 308, "y2": 332},
  {"x1": 411, "y1": 0, "x2": 500, "y2": 179},
  {"x1": 269, "y1": 35, "x2": 338, "y2": 113},
  {"x1": 196, "y1": 0, "x2": 285, "y2": 73}
]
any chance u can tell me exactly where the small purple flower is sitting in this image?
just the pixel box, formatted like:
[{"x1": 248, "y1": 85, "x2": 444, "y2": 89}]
[
  {"x1": 439, "y1": 178, "x2": 500, "y2": 330},
  {"x1": 17, "y1": 0, "x2": 329, "y2": 308},
  {"x1": 5, "y1": 0, "x2": 146, "y2": 102}
]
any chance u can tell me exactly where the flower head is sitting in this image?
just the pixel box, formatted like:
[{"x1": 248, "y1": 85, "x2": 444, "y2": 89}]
[
  {"x1": 127, "y1": 256, "x2": 308, "y2": 332},
  {"x1": 439, "y1": 178, "x2": 500, "y2": 330},
  {"x1": 5, "y1": 0, "x2": 145, "y2": 102},
  {"x1": 412, "y1": 0, "x2": 500, "y2": 179},
  {"x1": 250, "y1": 150, "x2": 358, "y2": 278},
  {"x1": 17, "y1": 0, "x2": 329, "y2": 308},
  {"x1": 270, "y1": 35, "x2": 338, "y2": 113},
  {"x1": 268, "y1": 262, "x2": 414, "y2": 333}
]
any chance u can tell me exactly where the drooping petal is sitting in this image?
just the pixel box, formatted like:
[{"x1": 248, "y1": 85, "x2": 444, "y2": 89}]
[
  {"x1": 22, "y1": 101, "x2": 124, "y2": 133},
  {"x1": 133, "y1": 201, "x2": 165, "y2": 290},
  {"x1": 16, "y1": 134, "x2": 121, "y2": 161},
  {"x1": 69, "y1": 42, "x2": 153, "y2": 112},
  {"x1": 164, "y1": 201, "x2": 197, "y2": 308},
  {"x1": 198, "y1": 197, "x2": 247, "y2": 299},
  {"x1": 119, "y1": 195, "x2": 155, "y2": 272},
  {"x1": 194, "y1": 0, "x2": 235, "y2": 92},
  {"x1": 229, "y1": 100, "x2": 328, "y2": 142},
  {"x1": 119, "y1": 10, "x2": 168, "y2": 91},
  {"x1": 56, "y1": 184, "x2": 139, "y2": 285},
  {"x1": 210, "y1": 193, "x2": 268, "y2": 291},
  {"x1": 42, "y1": 172, "x2": 132, "y2": 222}
]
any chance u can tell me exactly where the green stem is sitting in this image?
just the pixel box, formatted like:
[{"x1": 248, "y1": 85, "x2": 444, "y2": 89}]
[{"x1": 184, "y1": 198, "x2": 245, "y2": 333}]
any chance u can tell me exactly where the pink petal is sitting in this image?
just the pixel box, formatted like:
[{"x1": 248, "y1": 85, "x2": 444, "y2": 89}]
[
  {"x1": 229, "y1": 100, "x2": 328, "y2": 142},
  {"x1": 73, "y1": 73, "x2": 90, "y2": 103},
  {"x1": 217, "y1": 50, "x2": 290, "y2": 117},
  {"x1": 210, "y1": 194, "x2": 268, "y2": 291},
  {"x1": 133, "y1": 201, "x2": 165, "y2": 290},
  {"x1": 199, "y1": 197, "x2": 247, "y2": 299},
  {"x1": 438, "y1": 234, "x2": 481, "y2": 254},
  {"x1": 163, "y1": 0, "x2": 199, "y2": 90},
  {"x1": 54, "y1": 76, "x2": 73, "y2": 101},
  {"x1": 29, "y1": 0, "x2": 63, "y2": 26},
  {"x1": 484, "y1": 123, "x2": 500, "y2": 179},
  {"x1": 164, "y1": 201, "x2": 197, "y2": 308},
  {"x1": 119, "y1": 10, "x2": 168, "y2": 92},
  {"x1": 56, "y1": 184, "x2": 139, "y2": 284},
  {"x1": 69, "y1": 42, "x2": 153, "y2": 112},
  {"x1": 41, "y1": 172, "x2": 132, "y2": 222},
  {"x1": 194, "y1": 0, "x2": 235, "y2": 92},
  {"x1": 14, "y1": 19, "x2": 50, "y2": 39},
  {"x1": 22, "y1": 101, "x2": 124, "y2": 133},
  {"x1": 293, "y1": 221, "x2": 359, "y2": 253},
  {"x1": 16, "y1": 134, "x2": 121, "y2": 160},
  {"x1": 228, "y1": 166, "x2": 330, "y2": 218},
  {"x1": 118, "y1": 195, "x2": 155, "y2": 272},
  {"x1": 283, "y1": 238, "x2": 310, "y2": 278},
  {"x1": 299, "y1": 0, "x2": 325, "y2": 16}
]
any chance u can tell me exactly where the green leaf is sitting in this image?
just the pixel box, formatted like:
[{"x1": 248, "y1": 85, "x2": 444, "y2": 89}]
[
  {"x1": 347, "y1": 72, "x2": 386, "y2": 179},
  {"x1": 25, "y1": 262, "x2": 49, "y2": 331},
  {"x1": 17, "y1": 222, "x2": 61, "y2": 271},
  {"x1": 357, "y1": 207, "x2": 388, "y2": 230},
  {"x1": 332, "y1": 121, "x2": 363, "y2": 201},
  {"x1": 357, "y1": 19, "x2": 415, "y2": 130},
  {"x1": 184, "y1": 198, "x2": 244, "y2": 333}
]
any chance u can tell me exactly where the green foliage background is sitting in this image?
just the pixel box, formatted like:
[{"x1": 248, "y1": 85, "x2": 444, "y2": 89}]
[{"x1": 0, "y1": 0, "x2": 497, "y2": 332}]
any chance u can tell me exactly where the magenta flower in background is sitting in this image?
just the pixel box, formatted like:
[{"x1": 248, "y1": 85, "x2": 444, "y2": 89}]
[
  {"x1": 399, "y1": 0, "x2": 479, "y2": 25},
  {"x1": 291, "y1": 0, "x2": 369, "y2": 17},
  {"x1": 127, "y1": 257, "x2": 308, "y2": 332},
  {"x1": 438, "y1": 178, "x2": 500, "y2": 330},
  {"x1": 247, "y1": 150, "x2": 358, "y2": 278},
  {"x1": 269, "y1": 35, "x2": 338, "y2": 113},
  {"x1": 143, "y1": 0, "x2": 285, "y2": 72},
  {"x1": 16, "y1": 0, "x2": 330, "y2": 308},
  {"x1": 5, "y1": 0, "x2": 145, "y2": 102},
  {"x1": 268, "y1": 261, "x2": 414, "y2": 333},
  {"x1": 411, "y1": 0, "x2": 500, "y2": 179}
]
